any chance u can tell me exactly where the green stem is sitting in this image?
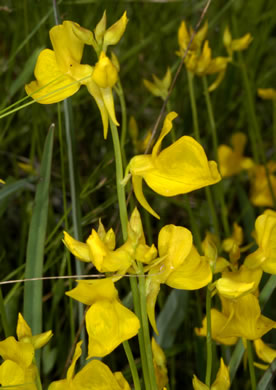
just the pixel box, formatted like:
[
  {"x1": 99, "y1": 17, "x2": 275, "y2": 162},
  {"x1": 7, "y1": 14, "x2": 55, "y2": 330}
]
[
  {"x1": 205, "y1": 286, "x2": 213, "y2": 387},
  {"x1": 247, "y1": 339, "x2": 256, "y2": 390},
  {"x1": 123, "y1": 341, "x2": 142, "y2": 390},
  {"x1": 186, "y1": 71, "x2": 220, "y2": 237},
  {"x1": 187, "y1": 70, "x2": 200, "y2": 141},
  {"x1": 202, "y1": 76, "x2": 230, "y2": 236},
  {"x1": 110, "y1": 120, "x2": 149, "y2": 390},
  {"x1": 138, "y1": 263, "x2": 158, "y2": 390},
  {"x1": 183, "y1": 195, "x2": 202, "y2": 253},
  {"x1": 109, "y1": 120, "x2": 128, "y2": 240},
  {"x1": 116, "y1": 80, "x2": 128, "y2": 170}
]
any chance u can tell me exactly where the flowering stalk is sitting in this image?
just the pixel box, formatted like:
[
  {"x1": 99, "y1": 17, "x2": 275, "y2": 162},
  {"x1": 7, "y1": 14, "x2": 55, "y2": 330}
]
[
  {"x1": 110, "y1": 119, "x2": 156, "y2": 390},
  {"x1": 186, "y1": 69, "x2": 219, "y2": 237},
  {"x1": 202, "y1": 75, "x2": 230, "y2": 236}
]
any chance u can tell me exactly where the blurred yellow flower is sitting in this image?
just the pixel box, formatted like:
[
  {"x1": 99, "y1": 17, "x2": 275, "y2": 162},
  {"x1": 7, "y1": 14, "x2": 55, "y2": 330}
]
[
  {"x1": 48, "y1": 341, "x2": 131, "y2": 390},
  {"x1": 223, "y1": 26, "x2": 253, "y2": 57},
  {"x1": 250, "y1": 162, "x2": 276, "y2": 207},
  {"x1": 258, "y1": 88, "x2": 276, "y2": 100},
  {"x1": 244, "y1": 209, "x2": 276, "y2": 274},
  {"x1": 127, "y1": 112, "x2": 221, "y2": 218},
  {"x1": 218, "y1": 133, "x2": 254, "y2": 177},
  {"x1": 152, "y1": 338, "x2": 168, "y2": 390},
  {"x1": 147, "y1": 225, "x2": 212, "y2": 333},
  {"x1": 222, "y1": 222, "x2": 244, "y2": 263},
  {"x1": 254, "y1": 338, "x2": 276, "y2": 366},
  {"x1": 192, "y1": 358, "x2": 230, "y2": 390},
  {"x1": 25, "y1": 21, "x2": 93, "y2": 104},
  {"x1": 66, "y1": 278, "x2": 140, "y2": 358},
  {"x1": 143, "y1": 68, "x2": 172, "y2": 101},
  {"x1": 177, "y1": 20, "x2": 229, "y2": 91}
]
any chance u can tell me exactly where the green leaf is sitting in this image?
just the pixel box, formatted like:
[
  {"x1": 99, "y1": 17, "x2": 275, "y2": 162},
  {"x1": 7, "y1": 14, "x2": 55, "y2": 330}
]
[
  {"x1": 23, "y1": 124, "x2": 54, "y2": 364},
  {"x1": 156, "y1": 289, "x2": 189, "y2": 349},
  {"x1": 257, "y1": 359, "x2": 276, "y2": 390}
]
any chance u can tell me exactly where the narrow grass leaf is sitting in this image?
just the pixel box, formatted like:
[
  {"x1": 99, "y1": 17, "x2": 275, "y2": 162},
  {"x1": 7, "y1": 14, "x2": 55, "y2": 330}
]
[
  {"x1": 23, "y1": 124, "x2": 54, "y2": 364},
  {"x1": 156, "y1": 289, "x2": 189, "y2": 349}
]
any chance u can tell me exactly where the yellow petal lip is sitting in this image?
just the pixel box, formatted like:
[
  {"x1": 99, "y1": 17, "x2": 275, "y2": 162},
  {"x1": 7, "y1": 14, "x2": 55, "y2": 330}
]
[
  {"x1": 66, "y1": 279, "x2": 118, "y2": 306},
  {"x1": 63, "y1": 231, "x2": 91, "y2": 262},
  {"x1": 86, "y1": 299, "x2": 140, "y2": 358},
  {"x1": 25, "y1": 49, "x2": 81, "y2": 104}
]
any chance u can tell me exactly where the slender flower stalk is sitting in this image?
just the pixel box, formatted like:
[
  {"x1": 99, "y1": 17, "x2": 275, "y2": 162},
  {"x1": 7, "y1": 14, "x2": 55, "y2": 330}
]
[
  {"x1": 109, "y1": 119, "x2": 157, "y2": 390},
  {"x1": 186, "y1": 69, "x2": 220, "y2": 237},
  {"x1": 202, "y1": 75, "x2": 230, "y2": 236}
]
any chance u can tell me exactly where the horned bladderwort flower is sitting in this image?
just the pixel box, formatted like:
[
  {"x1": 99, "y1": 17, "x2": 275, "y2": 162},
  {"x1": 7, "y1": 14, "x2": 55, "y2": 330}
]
[
  {"x1": 143, "y1": 68, "x2": 172, "y2": 101},
  {"x1": 48, "y1": 341, "x2": 131, "y2": 390},
  {"x1": 0, "y1": 313, "x2": 52, "y2": 389},
  {"x1": 244, "y1": 209, "x2": 276, "y2": 274},
  {"x1": 63, "y1": 207, "x2": 157, "y2": 274},
  {"x1": 146, "y1": 224, "x2": 212, "y2": 334},
  {"x1": 126, "y1": 112, "x2": 221, "y2": 218},
  {"x1": 25, "y1": 12, "x2": 128, "y2": 138},
  {"x1": 218, "y1": 132, "x2": 254, "y2": 178},
  {"x1": 66, "y1": 278, "x2": 140, "y2": 358},
  {"x1": 249, "y1": 162, "x2": 276, "y2": 207}
]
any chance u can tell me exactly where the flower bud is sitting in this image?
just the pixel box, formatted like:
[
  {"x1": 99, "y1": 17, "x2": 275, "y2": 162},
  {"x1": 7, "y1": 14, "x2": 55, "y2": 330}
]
[{"x1": 92, "y1": 52, "x2": 118, "y2": 88}]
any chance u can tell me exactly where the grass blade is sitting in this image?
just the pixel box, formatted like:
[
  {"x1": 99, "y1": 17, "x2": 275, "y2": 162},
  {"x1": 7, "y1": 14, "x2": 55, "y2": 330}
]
[{"x1": 23, "y1": 124, "x2": 54, "y2": 365}]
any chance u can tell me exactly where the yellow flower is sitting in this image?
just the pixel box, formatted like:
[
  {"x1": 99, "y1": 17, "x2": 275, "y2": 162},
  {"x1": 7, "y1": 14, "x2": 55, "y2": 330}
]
[
  {"x1": 129, "y1": 116, "x2": 153, "y2": 154},
  {"x1": 66, "y1": 278, "x2": 140, "y2": 358},
  {"x1": 152, "y1": 338, "x2": 168, "y2": 390},
  {"x1": 244, "y1": 209, "x2": 276, "y2": 274},
  {"x1": 215, "y1": 265, "x2": 262, "y2": 299},
  {"x1": 48, "y1": 341, "x2": 131, "y2": 390},
  {"x1": 192, "y1": 358, "x2": 230, "y2": 390},
  {"x1": 196, "y1": 294, "x2": 276, "y2": 343},
  {"x1": 0, "y1": 313, "x2": 52, "y2": 389},
  {"x1": 177, "y1": 20, "x2": 208, "y2": 56},
  {"x1": 127, "y1": 112, "x2": 221, "y2": 218},
  {"x1": 222, "y1": 222, "x2": 244, "y2": 263},
  {"x1": 223, "y1": 26, "x2": 253, "y2": 57},
  {"x1": 63, "y1": 208, "x2": 157, "y2": 274},
  {"x1": 25, "y1": 21, "x2": 93, "y2": 104},
  {"x1": 258, "y1": 88, "x2": 276, "y2": 100},
  {"x1": 177, "y1": 20, "x2": 229, "y2": 91},
  {"x1": 146, "y1": 225, "x2": 212, "y2": 333},
  {"x1": 143, "y1": 68, "x2": 172, "y2": 101},
  {"x1": 254, "y1": 338, "x2": 276, "y2": 365},
  {"x1": 218, "y1": 133, "x2": 254, "y2": 177},
  {"x1": 72, "y1": 11, "x2": 128, "y2": 55},
  {"x1": 249, "y1": 162, "x2": 276, "y2": 207}
]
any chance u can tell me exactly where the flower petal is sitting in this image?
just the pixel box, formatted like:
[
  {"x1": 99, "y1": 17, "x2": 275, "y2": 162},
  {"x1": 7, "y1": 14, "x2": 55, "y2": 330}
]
[
  {"x1": 66, "y1": 279, "x2": 118, "y2": 306},
  {"x1": 86, "y1": 300, "x2": 140, "y2": 358},
  {"x1": 25, "y1": 49, "x2": 80, "y2": 104}
]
